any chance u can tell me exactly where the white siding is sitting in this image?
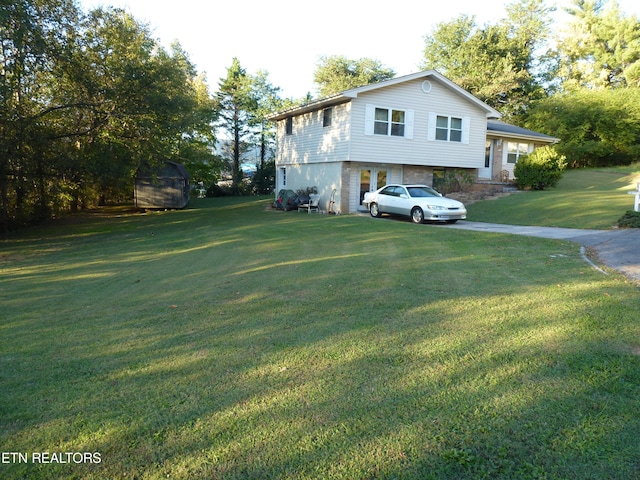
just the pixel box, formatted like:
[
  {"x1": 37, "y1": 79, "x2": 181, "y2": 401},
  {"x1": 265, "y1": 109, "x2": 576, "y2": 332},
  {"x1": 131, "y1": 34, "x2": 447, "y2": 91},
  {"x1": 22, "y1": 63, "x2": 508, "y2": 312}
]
[
  {"x1": 275, "y1": 103, "x2": 350, "y2": 167},
  {"x1": 279, "y1": 162, "x2": 343, "y2": 214},
  {"x1": 349, "y1": 78, "x2": 487, "y2": 168}
]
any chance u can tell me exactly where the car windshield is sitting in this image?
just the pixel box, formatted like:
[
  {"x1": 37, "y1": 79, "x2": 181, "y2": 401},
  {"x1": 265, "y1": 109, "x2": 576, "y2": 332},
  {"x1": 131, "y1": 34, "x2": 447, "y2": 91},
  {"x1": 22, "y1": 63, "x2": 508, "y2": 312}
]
[{"x1": 407, "y1": 186, "x2": 441, "y2": 198}]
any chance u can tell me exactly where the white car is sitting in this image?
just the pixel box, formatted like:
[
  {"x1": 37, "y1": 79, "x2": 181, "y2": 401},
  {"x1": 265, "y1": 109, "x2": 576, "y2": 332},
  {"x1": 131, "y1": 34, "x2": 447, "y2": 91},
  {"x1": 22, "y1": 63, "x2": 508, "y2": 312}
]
[{"x1": 363, "y1": 184, "x2": 467, "y2": 224}]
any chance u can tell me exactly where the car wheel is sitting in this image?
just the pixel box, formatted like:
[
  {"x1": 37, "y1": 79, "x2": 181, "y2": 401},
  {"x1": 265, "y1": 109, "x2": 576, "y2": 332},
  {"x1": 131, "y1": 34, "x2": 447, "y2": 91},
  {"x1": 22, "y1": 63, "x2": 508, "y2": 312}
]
[
  {"x1": 411, "y1": 207, "x2": 424, "y2": 224},
  {"x1": 370, "y1": 203, "x2": 381, "y2": 218}
]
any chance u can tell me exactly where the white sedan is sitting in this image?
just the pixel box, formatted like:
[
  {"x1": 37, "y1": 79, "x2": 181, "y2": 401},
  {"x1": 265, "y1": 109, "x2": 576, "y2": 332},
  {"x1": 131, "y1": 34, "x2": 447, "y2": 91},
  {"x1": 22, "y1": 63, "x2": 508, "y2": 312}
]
[{"x1": 363, "y1": 184, "x2": 467, "y2": 224}]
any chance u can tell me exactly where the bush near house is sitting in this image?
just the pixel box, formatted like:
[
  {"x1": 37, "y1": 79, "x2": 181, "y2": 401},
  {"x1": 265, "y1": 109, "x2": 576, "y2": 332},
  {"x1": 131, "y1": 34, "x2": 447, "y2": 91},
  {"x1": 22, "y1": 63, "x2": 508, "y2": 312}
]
[{"x1": 514, "y1": 146, "x2": 567, "y2": 190}]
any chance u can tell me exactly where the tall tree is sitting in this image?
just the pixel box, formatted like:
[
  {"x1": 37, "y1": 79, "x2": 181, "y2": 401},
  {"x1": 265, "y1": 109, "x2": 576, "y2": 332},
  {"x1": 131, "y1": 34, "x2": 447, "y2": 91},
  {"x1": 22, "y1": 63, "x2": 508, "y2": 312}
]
[
  {"x1": 313, "y1": 56, "x2": 396, "y2": 97},
  {"x1": 0, "y1": 0, "x2": 80, "y2": 226},
  {"x1": 249, "y1": 70, "x2": 283, "y2": 193},
  {"x1": 251, "y1": 70, "x2": 281, "y2": 169},
  {"x1": 216, "y1": 58, "x2": 256, "y2": 193},
  {"x1": 421, "y1": 0, "x2": 553, "y2": 117},
  {"x1": 554, "y1": 0, "x2": 640, "y2": 89}
]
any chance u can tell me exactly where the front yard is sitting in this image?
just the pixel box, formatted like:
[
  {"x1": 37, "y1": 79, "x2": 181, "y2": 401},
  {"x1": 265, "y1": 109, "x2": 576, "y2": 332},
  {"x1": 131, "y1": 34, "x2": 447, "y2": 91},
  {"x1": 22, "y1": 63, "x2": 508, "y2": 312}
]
[{"x1": 0, "y1": 189, "x2": 638, "y2": 479}]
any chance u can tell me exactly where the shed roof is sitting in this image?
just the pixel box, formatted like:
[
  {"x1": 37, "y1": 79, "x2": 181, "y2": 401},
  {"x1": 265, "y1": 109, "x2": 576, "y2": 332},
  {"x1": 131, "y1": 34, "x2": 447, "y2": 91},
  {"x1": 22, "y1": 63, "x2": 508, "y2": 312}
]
[{"x1": 137, "y1": 160, "x2": 190, "y2": 180}]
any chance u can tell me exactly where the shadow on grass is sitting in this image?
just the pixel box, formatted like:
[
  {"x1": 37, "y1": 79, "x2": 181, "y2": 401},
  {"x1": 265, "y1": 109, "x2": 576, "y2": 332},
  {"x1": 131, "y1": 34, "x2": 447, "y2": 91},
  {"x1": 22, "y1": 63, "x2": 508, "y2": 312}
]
[{"x1": 1, "y1": 198, "x2": 639, "y2": 479}]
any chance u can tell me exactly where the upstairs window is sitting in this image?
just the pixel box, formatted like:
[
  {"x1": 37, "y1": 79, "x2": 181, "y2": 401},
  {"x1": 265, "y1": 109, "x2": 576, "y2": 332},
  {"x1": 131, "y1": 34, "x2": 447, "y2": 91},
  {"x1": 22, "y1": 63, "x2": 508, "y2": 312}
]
[
  {"x1": 365, "y1": 105, "x2": 414, "y2": 138},
  {"x1": 374, "y1": 108, "x2": 405, "y2": 136},
  {"x1": 323, "y1": 108, "x2": 333, "y2": 127},
  {"x1": 428, "y1": 113, "x2": 470, "y2": 144},
  {"x1": 285, "y1": 117, "x2": 293, "y2": 135},
  {"x1": 435, "y1": 115, "x2": 463, "y2": 142}
]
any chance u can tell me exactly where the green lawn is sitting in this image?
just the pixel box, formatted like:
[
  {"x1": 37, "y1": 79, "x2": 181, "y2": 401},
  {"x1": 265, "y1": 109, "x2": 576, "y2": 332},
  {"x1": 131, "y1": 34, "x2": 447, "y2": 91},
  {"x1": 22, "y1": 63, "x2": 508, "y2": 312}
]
[
  {"x1": 1, "y1": 171, "x2": 639, "y2": 479},
  {"x1": 468, "y1": 164, "x2": 640, "y2": 229}
]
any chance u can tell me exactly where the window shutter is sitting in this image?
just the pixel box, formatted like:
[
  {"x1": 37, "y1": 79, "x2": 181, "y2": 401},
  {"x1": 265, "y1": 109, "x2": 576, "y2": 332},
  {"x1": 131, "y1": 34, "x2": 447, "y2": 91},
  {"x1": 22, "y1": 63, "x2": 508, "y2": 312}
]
[
  {"x1": 427, "y1": 112, "x2": 436, "y2": 141},
  {"x1": 462, "y1": 116, "x2": 471, "y2": 144},
  {"x1": 405, "y1": 110, "x2": 414, "y2": 139},
  {"x1": 365, "y1": 104, "x2": 375, "y2": 135}
]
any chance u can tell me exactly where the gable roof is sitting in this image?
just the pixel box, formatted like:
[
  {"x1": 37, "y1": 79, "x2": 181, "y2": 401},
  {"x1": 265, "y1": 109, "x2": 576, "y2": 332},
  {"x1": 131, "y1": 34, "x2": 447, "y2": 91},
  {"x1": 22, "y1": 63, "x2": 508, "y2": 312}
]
[
  {"x1": 268, "y1": 70, "x2": 502, "y2": 121},
  {"x1": 487, "y1": 121, "x2": 559, "y2": 144}
]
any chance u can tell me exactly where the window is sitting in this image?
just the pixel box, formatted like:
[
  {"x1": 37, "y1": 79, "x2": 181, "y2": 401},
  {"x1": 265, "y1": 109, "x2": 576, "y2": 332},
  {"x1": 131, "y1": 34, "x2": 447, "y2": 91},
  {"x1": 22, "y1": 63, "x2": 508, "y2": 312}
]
[
  {"x1": 507, "y1": 142, "x2": 529, "y2": 164},
  {"x1": 279, "y1": 167, "x2": 287, "y2": 186},
  {"x1": 323, "y1": 108, "x2": 332, "y2": 127},
  {"x1": 374, "y1": 107, "x2": 405, "y2": 136},
  {"x1": 435, "y1": 115, "x2": 463, "y2": 142},
  {"x1": 285, "y1": 117, "x2": 293, "y2": 135},
  {"x1": 428, "y1": 113, "x2": 469, "y2": 144},
  {"x1": 365, "y1": 105, "x2": 414, "y2": 138},
  {"x1": 380, "y1": 185, "x2": 403, "y2": 197},
  {"x1": 485, "y1": 141, "x2": 492, "y2": 168}
]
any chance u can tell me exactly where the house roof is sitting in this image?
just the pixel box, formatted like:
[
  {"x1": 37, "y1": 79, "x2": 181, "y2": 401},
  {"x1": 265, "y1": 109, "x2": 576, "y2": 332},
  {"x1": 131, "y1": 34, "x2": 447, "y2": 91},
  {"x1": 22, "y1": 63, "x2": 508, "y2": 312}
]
[
  {"x1": 487, "y1": 121, "x2": 559, "y2": 144},
  {"x1": 267, "y1": 70, "x2": 502, "y2": 121}
]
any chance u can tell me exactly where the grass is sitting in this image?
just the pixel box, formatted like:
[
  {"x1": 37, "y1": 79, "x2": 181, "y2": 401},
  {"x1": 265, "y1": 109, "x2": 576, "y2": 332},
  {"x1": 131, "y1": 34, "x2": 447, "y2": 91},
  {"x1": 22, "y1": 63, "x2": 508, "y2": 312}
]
[
  {"x1": 1, "y1": 169, "x2": 639, "y2": 479},
  {"x1": 468, "y1": 163, "x2": 640, "y2": 229}
]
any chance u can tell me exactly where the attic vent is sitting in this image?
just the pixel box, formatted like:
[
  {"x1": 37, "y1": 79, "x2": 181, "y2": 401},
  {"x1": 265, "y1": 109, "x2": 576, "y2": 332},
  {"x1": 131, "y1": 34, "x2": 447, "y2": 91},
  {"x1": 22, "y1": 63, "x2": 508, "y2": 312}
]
[{"x1": 421, "y1": 80, "x2": 432, "y2": 93}]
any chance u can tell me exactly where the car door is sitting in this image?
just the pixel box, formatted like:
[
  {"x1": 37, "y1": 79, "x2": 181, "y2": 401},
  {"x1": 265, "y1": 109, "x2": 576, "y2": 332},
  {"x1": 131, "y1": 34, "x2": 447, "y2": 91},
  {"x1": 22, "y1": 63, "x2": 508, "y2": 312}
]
[
  {"x1": 385, "y1": 186, "x2": 408, "y2": 214},
  {"x1": 376, "y1": 186, "x2": 396, "y2": 214},
  {"x1": 392, "y1": 186, "x2": 412, "y2": 216}
]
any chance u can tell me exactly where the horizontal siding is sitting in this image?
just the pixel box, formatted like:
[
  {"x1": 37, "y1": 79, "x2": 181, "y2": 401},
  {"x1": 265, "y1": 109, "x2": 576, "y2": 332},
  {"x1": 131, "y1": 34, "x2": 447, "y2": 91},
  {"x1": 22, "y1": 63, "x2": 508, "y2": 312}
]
[
  {"x1": 350, "y1": 78, "x2": 487, "y2": 168},
  {"x1": 275, "y1": 103, "x2": 350, "y2": 166}
]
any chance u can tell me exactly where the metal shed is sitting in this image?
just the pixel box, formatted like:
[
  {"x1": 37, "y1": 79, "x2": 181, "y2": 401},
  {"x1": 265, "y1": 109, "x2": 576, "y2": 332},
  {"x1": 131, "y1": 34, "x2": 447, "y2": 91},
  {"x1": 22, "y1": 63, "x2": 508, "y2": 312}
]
[{"x1": 134, "y1": 161, "x2": 190, "y2": 209}]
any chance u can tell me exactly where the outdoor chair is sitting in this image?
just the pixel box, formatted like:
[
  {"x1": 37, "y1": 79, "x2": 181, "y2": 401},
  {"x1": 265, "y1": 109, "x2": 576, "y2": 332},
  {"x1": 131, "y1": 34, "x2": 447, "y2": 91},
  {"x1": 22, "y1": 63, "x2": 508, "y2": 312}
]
[{"x1": 298, "y1": 193, "x2": 320, "y2": 213}]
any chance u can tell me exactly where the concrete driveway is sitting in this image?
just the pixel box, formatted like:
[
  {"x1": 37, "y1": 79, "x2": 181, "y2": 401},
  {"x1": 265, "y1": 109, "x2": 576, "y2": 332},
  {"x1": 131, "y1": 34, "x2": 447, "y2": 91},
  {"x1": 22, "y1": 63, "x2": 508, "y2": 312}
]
[{"x1": 438, "y1": 221, "x2": 640, "y2": 284}]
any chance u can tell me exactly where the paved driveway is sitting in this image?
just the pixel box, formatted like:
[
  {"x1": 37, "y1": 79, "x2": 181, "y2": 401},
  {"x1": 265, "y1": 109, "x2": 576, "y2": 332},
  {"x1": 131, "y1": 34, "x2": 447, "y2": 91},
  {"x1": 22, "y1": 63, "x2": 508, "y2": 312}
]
[{"x1": 438, "y1": 221, "x2": 640, "y2": 284}]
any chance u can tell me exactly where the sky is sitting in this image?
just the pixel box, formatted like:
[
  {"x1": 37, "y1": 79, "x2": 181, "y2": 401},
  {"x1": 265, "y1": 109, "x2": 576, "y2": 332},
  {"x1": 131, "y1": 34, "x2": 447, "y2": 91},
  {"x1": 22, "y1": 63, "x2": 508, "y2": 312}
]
[{"x1": 78, "y1": 0, "x2": 640, "y2": 100}]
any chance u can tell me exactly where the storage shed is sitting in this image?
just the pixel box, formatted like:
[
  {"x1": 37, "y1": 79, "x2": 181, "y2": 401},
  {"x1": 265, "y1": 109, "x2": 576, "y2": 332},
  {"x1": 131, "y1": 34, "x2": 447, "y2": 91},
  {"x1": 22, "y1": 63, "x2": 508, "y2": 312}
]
[{"x1": 134, "y1": 161, "x2": 190, "y2": 209}]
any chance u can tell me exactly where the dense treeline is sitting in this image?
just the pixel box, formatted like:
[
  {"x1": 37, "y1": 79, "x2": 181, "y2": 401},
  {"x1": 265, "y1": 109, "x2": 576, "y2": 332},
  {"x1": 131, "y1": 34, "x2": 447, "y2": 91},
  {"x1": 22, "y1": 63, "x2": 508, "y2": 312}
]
[{"x1": 1, "y1": 0, "x2": 220, "y2": 231}]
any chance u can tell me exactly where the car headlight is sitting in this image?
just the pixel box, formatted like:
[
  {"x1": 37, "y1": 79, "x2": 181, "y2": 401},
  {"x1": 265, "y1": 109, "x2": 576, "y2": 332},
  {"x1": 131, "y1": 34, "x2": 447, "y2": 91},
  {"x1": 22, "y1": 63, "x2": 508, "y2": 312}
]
[{"x1": 426, "y1": 205, "x2": 446, "y2": 210}]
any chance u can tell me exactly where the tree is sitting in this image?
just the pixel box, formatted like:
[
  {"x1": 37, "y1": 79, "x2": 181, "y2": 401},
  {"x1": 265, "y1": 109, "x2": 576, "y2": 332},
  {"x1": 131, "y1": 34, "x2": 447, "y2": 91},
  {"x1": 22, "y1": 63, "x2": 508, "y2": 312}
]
[
  {"x1": 313, "y1": 55, "x2": 395, "y2": 97},
  {"x1": 421, "y1": 0, "x2": 553, "y2": 118},
  {"x1": 1, "y1": 2, "x2": 218, "y2": 229},
  {"x1": 216, "y1": 58, "x2": 256, "y2": 193},
  {"x1": 249, "y1": 70, "x2": 283, "y2": 194},
  {"x1": 554, "y1": 0, "x2": 640, "y2": 89},
  {"x1": 0, "y1": 0, "x2": 81, "y2": 226},
  {"x1": 524, "y1": 87, "x2": 640, "y2": 167}
]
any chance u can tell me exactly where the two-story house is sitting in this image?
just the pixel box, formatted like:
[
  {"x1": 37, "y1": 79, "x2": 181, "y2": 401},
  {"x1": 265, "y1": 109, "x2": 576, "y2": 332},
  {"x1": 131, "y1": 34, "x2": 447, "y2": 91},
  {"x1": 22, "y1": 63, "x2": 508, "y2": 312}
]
[{"x1": 268, "y1": 70, "x2": 558, "y2": 214}]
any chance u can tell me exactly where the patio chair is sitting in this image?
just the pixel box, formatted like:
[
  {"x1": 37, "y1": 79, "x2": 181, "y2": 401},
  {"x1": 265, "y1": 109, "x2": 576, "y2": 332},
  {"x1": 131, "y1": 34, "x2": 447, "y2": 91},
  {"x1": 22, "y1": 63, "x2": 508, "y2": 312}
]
[{"x1": 298, "y1": 193, "x2": 320, "y2": 213}]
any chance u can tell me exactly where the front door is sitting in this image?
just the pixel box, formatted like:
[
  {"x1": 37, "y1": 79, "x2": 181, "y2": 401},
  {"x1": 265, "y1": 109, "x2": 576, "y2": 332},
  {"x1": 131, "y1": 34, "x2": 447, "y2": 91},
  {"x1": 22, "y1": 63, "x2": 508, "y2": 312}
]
[
  {"x1": 359, "y1": 168, "x2": 387, "y2": 209},
  {"x1": 479, "y1": 141, "x2": 493, "y2": 179}
]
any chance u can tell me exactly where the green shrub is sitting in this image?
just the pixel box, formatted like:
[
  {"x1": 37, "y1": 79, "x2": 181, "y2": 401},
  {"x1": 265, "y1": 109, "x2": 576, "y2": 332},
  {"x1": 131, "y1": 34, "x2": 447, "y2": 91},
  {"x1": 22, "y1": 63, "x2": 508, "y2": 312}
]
[
  {"x1": 433, "y1": 169, "x2": 474, "y2": 194},
  {"x1": 617, "y1": 210, "x2": 640, "y2": 228},
  {"x1": 514, "y1": 146, "x2": 567, "y2": 190}
]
